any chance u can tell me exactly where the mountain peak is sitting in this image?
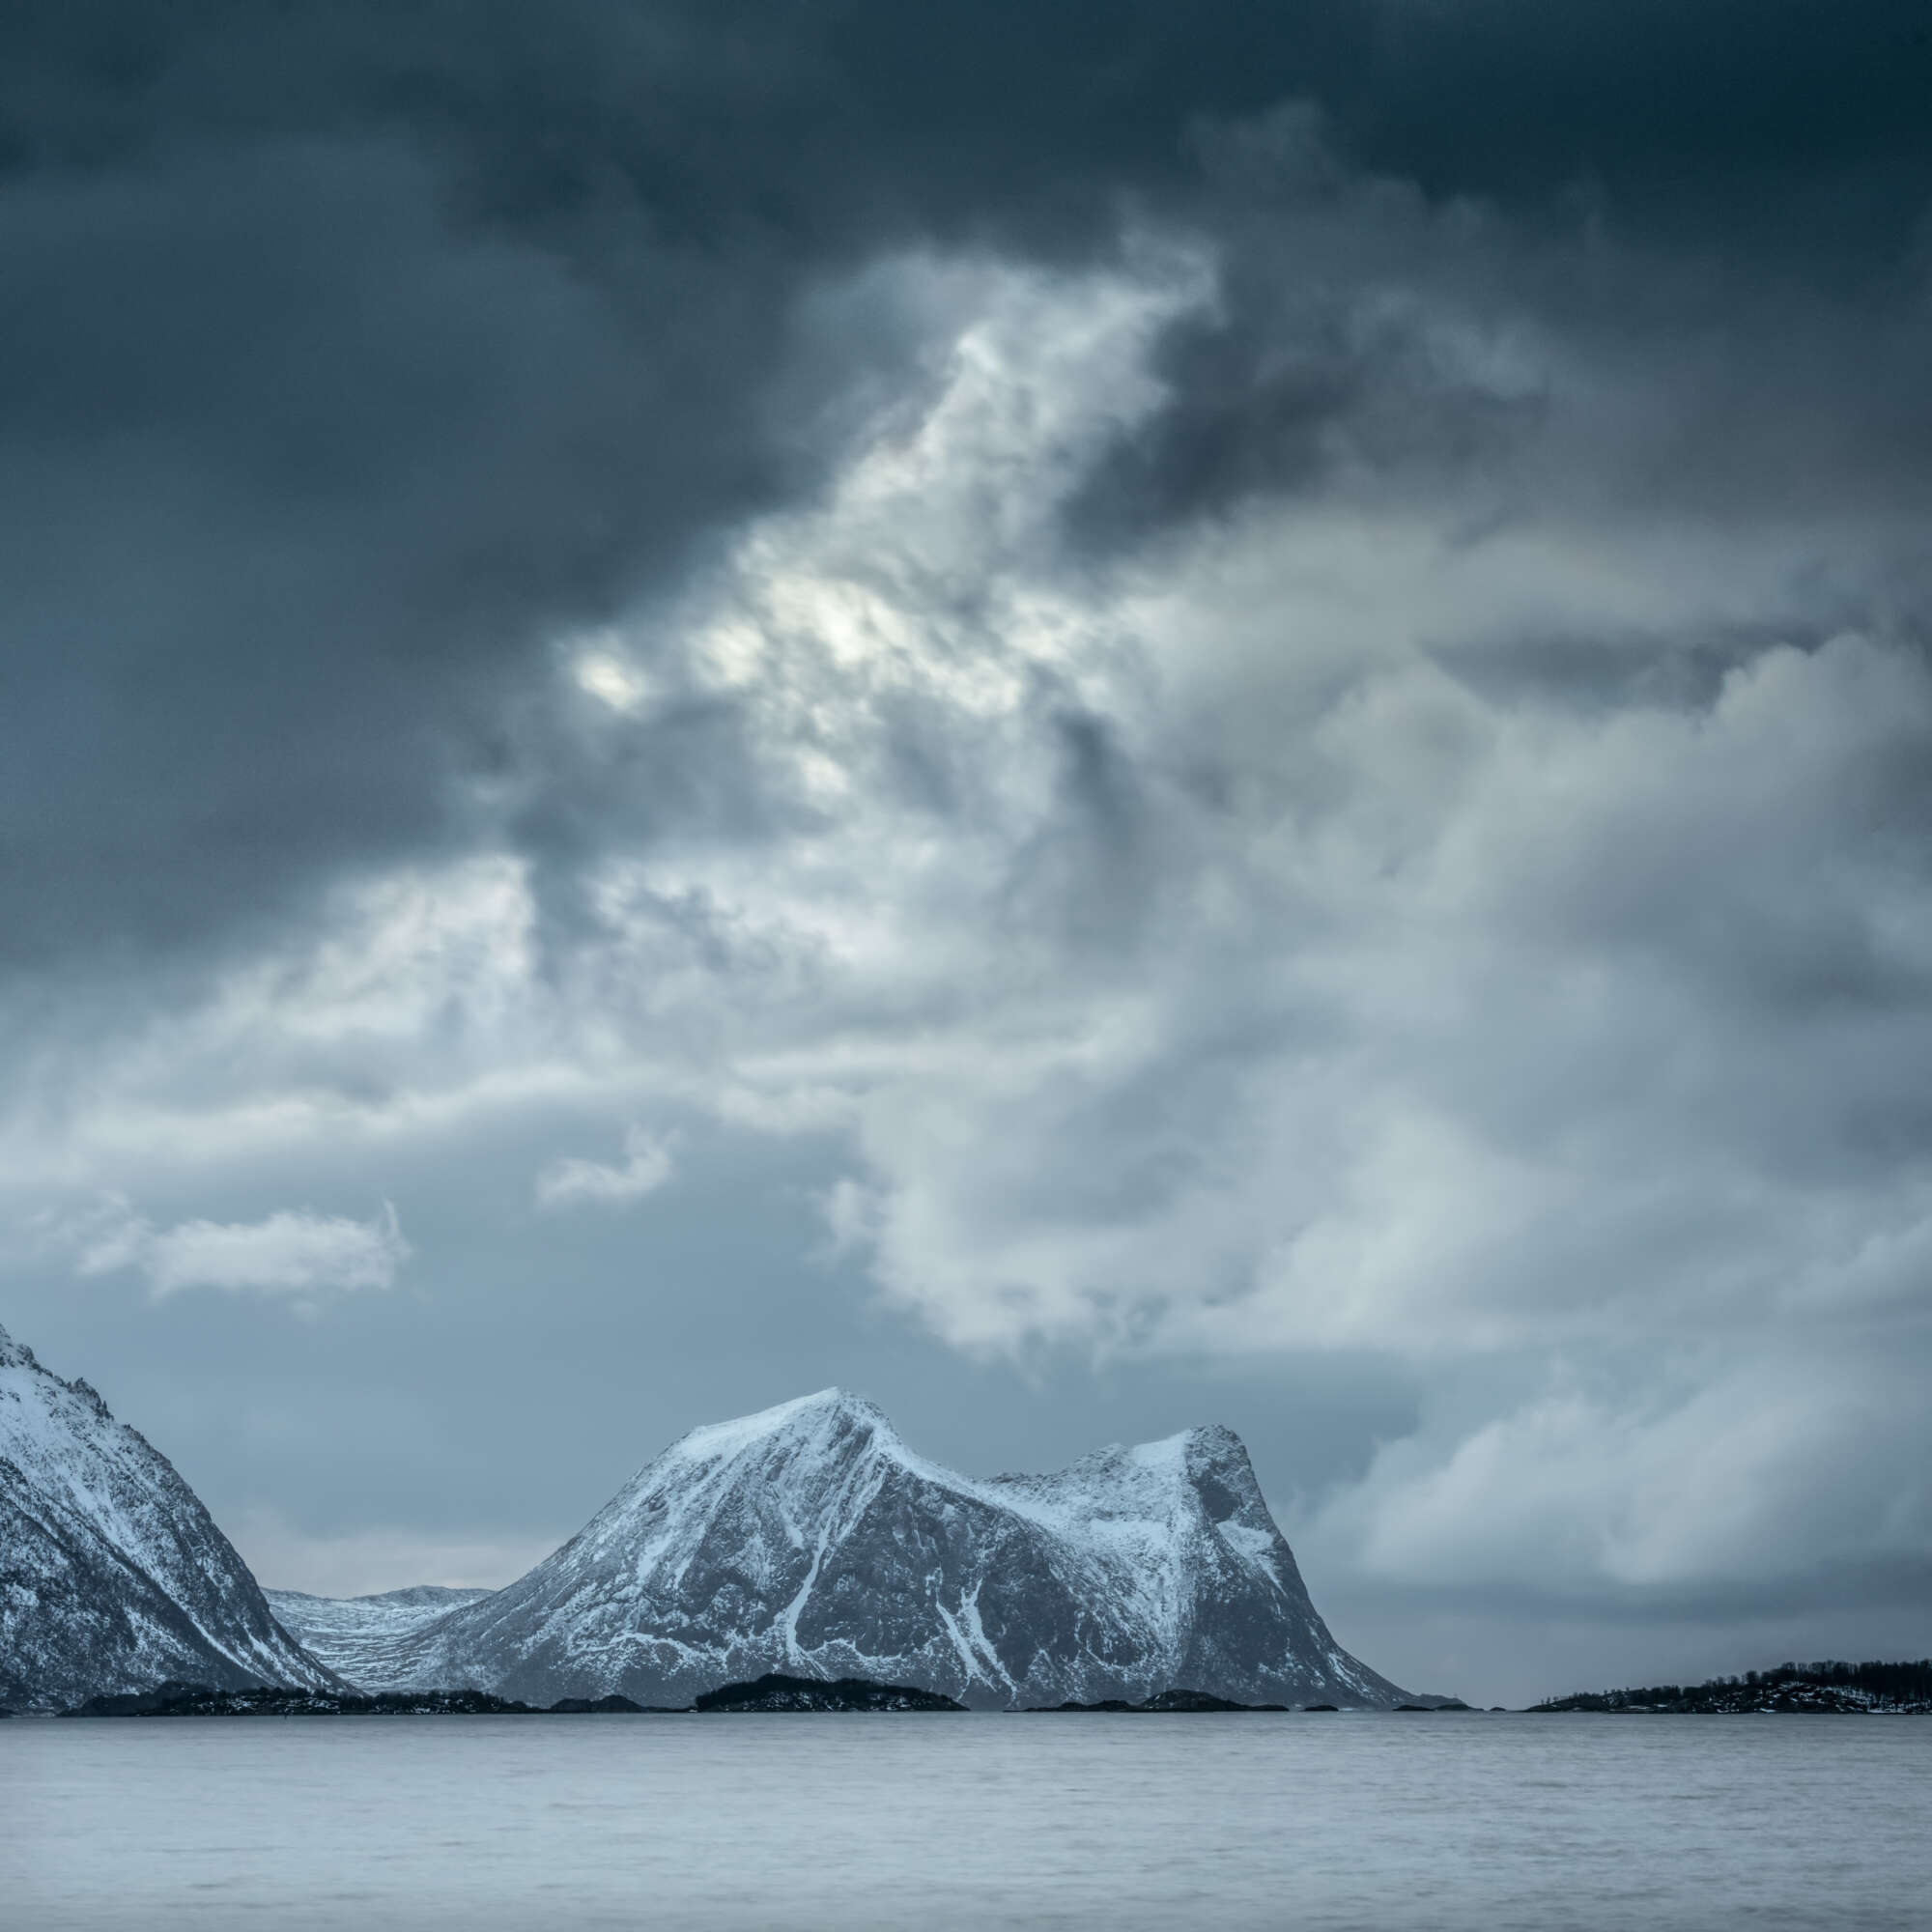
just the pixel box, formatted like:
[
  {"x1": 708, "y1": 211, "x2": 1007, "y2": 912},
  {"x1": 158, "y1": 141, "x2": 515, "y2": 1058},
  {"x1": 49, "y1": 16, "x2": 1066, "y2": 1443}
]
[
  {"x1": 1179, "y1": 1421, "x2": 1258, "y2": 1477},
  {"x1": 667, "y1": 1386, "x2": 898, "y2": 1464},
  {"x1": 1180, "y1": 1420, "x2": 1245, "y2": 1451}
]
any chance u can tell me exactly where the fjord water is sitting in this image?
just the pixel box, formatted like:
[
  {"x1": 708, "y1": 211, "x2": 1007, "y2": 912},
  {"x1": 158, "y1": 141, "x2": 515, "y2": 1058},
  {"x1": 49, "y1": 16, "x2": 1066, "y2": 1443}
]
[{"x1": 8, "y1": 1715, "x2": 1929, "y2": 1931}]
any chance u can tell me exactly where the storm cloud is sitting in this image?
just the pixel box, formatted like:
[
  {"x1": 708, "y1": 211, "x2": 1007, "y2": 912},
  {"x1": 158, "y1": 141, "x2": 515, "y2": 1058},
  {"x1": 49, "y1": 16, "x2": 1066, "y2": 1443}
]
[{"x1": 3, "y1": 0, "x2": 1930, "y2": 1702}]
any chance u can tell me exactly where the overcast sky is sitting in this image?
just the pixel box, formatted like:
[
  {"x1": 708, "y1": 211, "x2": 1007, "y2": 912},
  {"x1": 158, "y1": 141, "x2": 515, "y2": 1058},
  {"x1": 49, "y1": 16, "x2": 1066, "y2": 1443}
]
[{"x1": 5, "y1": 1, "x2": 1931, "y2": 1706}]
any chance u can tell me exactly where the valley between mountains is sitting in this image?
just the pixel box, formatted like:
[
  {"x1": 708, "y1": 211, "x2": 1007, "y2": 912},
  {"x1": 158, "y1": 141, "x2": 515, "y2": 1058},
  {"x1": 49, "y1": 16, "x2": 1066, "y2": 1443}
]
[{"x1": 2, "y1": 1319, "x2": 1418, "y2": 1713}]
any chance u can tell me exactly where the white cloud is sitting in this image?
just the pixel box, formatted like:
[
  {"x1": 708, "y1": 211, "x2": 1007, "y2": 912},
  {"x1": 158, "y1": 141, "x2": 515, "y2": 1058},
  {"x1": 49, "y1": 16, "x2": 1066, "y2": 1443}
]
[
  {"x1": 535, "y1": 1124, "x2": 678, "y2": 1209},
  {"x1": 73, "y1": 1200, "x2": 412, "y2": 1300},
  {"x1": 1304, "y1": 1350, "x2": 1932, "y2": 1604}
]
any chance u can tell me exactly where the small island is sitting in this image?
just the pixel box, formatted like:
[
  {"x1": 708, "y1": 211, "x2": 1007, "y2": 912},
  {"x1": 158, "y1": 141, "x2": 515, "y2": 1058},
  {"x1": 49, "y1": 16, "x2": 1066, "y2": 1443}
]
[
  {"x1": 693, "y1": 1672, "x2": 964, "y2": 1712},
  {"x1": 1029, "y1": 1689, "x2": 1283, "y2": 1712}
]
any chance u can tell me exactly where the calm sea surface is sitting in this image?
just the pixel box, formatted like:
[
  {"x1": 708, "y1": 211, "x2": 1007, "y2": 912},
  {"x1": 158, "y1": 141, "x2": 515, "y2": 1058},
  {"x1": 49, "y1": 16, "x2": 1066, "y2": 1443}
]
[{"x1": 5, "y1": 1713, "x2": 1928, "y2": 1931}]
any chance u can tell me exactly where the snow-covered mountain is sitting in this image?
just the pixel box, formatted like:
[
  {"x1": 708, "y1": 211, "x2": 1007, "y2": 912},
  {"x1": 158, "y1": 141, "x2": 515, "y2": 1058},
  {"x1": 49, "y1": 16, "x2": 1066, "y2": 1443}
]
[
  {"x1": 300, "y1": 1388, "x2": 1411, "y2": 1710},
  {"x1": 0, "y1": 1321, "x2": 341, "y2": 1712}
]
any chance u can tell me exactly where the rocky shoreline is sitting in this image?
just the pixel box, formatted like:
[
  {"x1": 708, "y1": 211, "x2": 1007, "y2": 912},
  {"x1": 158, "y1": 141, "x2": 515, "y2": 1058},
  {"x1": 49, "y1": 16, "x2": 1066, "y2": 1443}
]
[{"x1": 55, "y1": 1670, "x2": 966, "y2": 1718}]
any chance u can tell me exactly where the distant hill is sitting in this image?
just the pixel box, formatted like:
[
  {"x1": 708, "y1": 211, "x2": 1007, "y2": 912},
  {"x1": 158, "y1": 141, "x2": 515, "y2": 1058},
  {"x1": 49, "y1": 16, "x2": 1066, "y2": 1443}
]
[{"x1": 1534, "y1": 1660, "x2": 1932, "y2": 1715}]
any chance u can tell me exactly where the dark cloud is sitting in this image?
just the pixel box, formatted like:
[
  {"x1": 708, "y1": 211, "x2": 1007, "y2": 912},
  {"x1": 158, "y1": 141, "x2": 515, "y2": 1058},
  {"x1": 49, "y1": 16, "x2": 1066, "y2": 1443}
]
[
  {"x1": 1355, "y1": 0, "x2": 1932, "y2": 255},
  {"x1": 8, "y1": 0, "x2": 1930, "y2": 977},
  {"x1": 0, "y1": 129, "x2": 808, "y2": 967},
  {"x1": 1071, "y1": 99, "x2": 1932, "y2": 570}
]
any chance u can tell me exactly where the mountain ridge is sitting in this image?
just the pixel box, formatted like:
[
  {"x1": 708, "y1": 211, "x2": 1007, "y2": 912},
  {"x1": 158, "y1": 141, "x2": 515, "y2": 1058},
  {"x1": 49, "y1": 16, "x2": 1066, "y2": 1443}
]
[
  {"x1": 0, "y1": 1324, "x2": 1420, "y2": 1716},
  {"x1": 273, "y1": 1386, "x2": 1414, "y2": 1710}
]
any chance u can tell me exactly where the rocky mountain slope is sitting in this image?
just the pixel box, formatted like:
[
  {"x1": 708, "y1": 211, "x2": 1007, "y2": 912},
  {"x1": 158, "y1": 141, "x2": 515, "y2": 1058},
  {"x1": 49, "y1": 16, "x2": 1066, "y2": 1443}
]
[
  {"x1": 292, "y1": 1388, "x2": 1412, "y2": 1710},
  {"x1": 0, "y1": 1321, "x2": 341, "y2": 1711}
]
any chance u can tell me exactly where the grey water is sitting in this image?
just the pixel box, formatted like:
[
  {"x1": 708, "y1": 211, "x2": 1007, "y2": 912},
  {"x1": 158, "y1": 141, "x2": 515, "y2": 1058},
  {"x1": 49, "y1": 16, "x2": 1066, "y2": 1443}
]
[{"x1": 6, "y1": 1714, "x2": 1929, "y2": 1931}]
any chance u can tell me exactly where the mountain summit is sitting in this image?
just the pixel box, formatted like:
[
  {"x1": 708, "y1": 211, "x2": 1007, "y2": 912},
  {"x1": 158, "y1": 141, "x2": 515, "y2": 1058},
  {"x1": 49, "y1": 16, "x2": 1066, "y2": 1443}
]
[
  {"x1": 0, "y1": 1321, "x2": 340, "y2": 1711},
  {"x1": 276, "y1": 1387, "x2": 1411, "y2": 1709}
]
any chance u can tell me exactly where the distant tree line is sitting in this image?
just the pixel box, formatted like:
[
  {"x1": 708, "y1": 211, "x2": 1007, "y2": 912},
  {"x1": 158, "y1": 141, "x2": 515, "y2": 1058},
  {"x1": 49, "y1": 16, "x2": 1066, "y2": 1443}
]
[
  {"x1": 1755, "y1": 1661, "x2": 1932, "y2": 1702},
  {"x1": 1532, "y1": 1659, "x2": 1932, "y2": 1714}
]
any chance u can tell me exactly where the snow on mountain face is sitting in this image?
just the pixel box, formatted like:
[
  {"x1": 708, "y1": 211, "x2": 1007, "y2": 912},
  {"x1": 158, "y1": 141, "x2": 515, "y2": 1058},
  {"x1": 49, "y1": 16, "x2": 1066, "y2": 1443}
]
[
  {"x1": 0, "y1": 1321, "x2": 341, "y2": 1711},
  {"x1": 264, "y1": 1586, "x2": 494, "y2": 1689},
  {"x1": 331, "y1": 1389, "x2": 1411, "y2": 1710}
]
